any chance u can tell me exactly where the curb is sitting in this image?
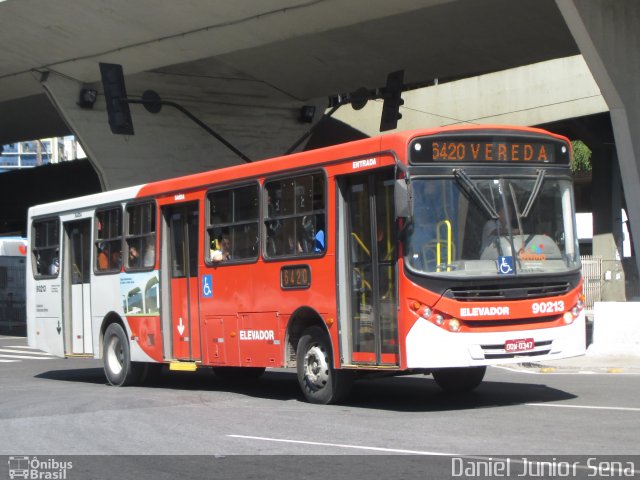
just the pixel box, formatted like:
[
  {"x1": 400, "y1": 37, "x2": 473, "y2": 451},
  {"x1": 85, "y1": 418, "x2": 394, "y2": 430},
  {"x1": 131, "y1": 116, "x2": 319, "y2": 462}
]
[{"x1": 516, "y1": 362, "x2": 640, "y2": 374}]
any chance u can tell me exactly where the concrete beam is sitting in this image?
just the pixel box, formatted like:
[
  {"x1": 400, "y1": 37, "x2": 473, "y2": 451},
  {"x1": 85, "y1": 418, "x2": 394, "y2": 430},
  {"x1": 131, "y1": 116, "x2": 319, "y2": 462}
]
[
  {"x1": 335, "y1": 55, "x2": 607, "y2": 134},
  {"x1": 40, "y1": 70, "x2": 326, "y2": 190}
]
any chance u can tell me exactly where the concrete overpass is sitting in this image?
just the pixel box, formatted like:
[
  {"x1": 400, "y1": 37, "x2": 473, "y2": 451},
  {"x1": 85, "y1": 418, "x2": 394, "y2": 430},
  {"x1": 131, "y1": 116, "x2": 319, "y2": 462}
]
[{"x1": 0, "y1": 0, "x2": 639, "y2": 283}]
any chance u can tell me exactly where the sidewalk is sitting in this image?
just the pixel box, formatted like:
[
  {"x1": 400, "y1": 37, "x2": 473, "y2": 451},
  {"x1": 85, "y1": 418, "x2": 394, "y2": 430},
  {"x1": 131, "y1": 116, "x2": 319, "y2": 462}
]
[{"x1": 517, "y1": 351, "x2": 640, "y2": 374}]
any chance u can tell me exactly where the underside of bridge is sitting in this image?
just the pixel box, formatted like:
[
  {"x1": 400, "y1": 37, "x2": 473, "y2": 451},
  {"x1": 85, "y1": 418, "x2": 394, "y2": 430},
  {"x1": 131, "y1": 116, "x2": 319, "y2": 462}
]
[{"x1": 0, "y1": 0, "x2": 639, "y2": 294}]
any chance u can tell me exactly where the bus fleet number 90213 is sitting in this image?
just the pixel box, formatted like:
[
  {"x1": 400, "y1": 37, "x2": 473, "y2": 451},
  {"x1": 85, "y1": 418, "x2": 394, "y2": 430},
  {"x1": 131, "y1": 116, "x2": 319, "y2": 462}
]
[{"x1": 531, "y1": 300, "x2": 564, "y2": 315}]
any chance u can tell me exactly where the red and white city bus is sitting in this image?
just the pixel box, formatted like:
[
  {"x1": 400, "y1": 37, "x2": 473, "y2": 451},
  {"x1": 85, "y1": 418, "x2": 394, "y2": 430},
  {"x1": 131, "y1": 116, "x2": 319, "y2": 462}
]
[{"x1": 26, "y1": 125, "x2": 585, "y2": 404}]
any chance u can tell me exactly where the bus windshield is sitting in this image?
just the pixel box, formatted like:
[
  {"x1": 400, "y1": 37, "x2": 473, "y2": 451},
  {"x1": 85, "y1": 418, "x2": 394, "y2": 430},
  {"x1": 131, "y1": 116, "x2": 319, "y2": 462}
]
[{"x1": 405, "y1": 175, "x2": 580, "y2": 277}]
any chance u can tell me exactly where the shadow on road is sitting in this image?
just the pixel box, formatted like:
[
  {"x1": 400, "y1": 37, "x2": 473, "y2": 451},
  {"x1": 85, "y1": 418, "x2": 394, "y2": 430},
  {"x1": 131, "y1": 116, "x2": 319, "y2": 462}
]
[{"x1": 35, "y1": 366, "x2": 576, "y2": 412}]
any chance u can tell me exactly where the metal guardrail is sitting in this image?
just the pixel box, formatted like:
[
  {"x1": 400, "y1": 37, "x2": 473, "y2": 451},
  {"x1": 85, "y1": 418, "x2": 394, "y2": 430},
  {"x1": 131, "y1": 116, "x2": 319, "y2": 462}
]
[{"x1": 581, "y1": 255, "x2": 603, "y2": 311}]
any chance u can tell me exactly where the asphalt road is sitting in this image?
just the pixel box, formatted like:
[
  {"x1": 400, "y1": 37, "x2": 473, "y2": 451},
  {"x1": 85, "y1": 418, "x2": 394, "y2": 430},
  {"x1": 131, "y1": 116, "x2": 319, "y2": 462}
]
[{"x1": 1, "y1": 334, "x2": 639, "y2": 479}]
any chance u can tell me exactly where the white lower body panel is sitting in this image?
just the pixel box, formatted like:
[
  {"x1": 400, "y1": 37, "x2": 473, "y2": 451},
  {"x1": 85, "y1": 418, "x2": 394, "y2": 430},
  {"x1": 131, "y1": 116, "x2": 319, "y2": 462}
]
[{"x1": 406, "y1": 312, "x2": 586, "y2": 368}]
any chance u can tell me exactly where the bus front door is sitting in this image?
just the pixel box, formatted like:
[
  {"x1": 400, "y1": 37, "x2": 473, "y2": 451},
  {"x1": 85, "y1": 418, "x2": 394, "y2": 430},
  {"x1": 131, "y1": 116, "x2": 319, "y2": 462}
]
[
  {"x1": 340, "y1": 169, "x2": 399, "y2": 366},
  {"x1": 163, "y1": 203, "x2": 201, "y2": 361},
  {"x1": 63, "y1": 219, "x2": 93, "y2": 355}
]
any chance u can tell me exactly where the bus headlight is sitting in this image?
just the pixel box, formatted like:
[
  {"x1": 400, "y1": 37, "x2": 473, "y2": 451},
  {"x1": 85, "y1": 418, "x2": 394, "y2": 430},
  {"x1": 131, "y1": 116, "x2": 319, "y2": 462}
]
[
  {"x1": 434, "y1": 314, "x2": 444, "y2": 326},
  {"x1": 563, "y1": 312, "x2": 575, "y2": 324},
  {"x1": 448, "y1": 318, "x2": 461, "y2": 332}
]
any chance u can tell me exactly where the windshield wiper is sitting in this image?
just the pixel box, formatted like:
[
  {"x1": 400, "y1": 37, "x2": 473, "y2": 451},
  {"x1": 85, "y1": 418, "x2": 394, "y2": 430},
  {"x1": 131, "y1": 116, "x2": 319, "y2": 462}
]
[
  {"x1": 453, "y1": 169, "x2": 498, "y2": 220},
  {"x1": 521, "y1": 169, "x2": 546, "y2": 218},
  {"x1": 508, "y1": 183, "x2": 525, "y2": 235}
]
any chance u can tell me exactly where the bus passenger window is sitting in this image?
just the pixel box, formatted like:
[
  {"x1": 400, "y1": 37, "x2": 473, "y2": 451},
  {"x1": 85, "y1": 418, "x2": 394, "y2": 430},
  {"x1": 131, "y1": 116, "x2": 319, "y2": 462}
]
[
  {"x1": 31, "y1": 219, "x2": 59, "y2": 278},
  {"x1": 125, "y1": 203, "x2": 156, "y2": 270},
  {"x1": 207, "y1": 183, "x2": 259, "y2": 263},
  {"x1": 95, "y1": 207, "x2": 123, "y2": 273},
  {"x1": 264, "y1": 173, "x2": 325, "y2": 258}
]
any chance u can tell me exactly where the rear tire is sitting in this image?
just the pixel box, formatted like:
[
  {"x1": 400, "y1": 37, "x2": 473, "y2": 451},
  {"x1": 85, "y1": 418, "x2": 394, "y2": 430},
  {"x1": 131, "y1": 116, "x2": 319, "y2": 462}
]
[
  {"x1": 432, "y1": 366, "x2": 486, "y2": 393},
  {"x1": 103, "y1": 323, "x2": 143, "y2": 386},
  {"x1": 296, "y1": 326, "x2": 353, "y2": 404}
]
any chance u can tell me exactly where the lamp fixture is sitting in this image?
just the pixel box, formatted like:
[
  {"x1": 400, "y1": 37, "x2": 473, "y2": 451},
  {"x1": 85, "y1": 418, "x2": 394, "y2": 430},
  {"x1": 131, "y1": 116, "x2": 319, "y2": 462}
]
[
  {"x1": 78, "y1": 87, "x2": 98, "y2": 109},
  {"x1": 299, "y1": 105, "x2": 316, "y2": 123}
]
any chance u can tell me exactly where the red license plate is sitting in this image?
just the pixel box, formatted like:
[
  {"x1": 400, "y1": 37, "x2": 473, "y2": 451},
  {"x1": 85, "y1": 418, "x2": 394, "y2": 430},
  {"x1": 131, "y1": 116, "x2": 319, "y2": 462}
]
[{"x1": 505, "y1": 338, "x2": 535, "y2": 353}]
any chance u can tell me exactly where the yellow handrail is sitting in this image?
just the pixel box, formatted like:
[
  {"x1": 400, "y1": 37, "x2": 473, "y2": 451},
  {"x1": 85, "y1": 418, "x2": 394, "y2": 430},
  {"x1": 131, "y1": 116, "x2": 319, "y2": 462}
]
[
  {"x1": 436, "y1": 220, "x2": 452, "y2": 272},
  {"x1": 351, "y1": 232, "x2": 370, "y2": 257}
]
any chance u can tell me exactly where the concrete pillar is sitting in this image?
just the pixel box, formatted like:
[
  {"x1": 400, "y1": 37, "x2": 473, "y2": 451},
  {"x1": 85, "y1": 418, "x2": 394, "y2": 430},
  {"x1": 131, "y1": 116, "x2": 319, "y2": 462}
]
[
  {"x1": 591, "y1": 143, "x2": 626, "y2": 301},
  {"x1": 557, "y1": 0, "x2": 640, "y2": 289}
]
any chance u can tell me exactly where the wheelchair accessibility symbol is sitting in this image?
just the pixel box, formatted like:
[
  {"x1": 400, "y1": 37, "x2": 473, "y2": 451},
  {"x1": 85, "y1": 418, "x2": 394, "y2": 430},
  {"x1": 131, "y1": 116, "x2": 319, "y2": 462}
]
[
  {"x1": 202, "y1": 274, "x2": 213, "y2": 297},
  {"x1": 497, "y1": 256, "x2": 515, "y2": 275}
]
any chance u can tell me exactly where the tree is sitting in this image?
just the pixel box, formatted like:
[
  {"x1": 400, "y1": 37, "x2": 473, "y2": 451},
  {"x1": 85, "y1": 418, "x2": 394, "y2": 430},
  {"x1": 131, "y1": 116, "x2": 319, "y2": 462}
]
[{"x1": 571, "y1": 140, "x2": 592, "y2": 174}]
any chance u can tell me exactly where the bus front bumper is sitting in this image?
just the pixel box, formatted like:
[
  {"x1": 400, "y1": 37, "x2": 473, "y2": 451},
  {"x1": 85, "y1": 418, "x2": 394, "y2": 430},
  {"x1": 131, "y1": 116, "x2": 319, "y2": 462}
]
[{"x1": 405, "y1": 312, "x2": 586, "y2": 369}]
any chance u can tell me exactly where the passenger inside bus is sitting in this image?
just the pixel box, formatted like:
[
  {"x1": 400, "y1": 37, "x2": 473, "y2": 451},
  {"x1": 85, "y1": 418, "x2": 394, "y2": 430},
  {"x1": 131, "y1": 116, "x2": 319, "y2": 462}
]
[
  {"x1": 300, "y1": 215, "x2": 325, "y2": 253},
  {"x1": 128, "y1": 245, "x2": 140, "y2": 267},
  {"x1": 210, "y1": 232, "x2": 231, "y2": 262},
  {"x1": 111, "y1": 249, "x2": 122, "y2": 270},
  {"x1": 49, "y1": 253, "x2": 59, "y2": 275},
  {"x1": 481, "y1": 203, "x2": 520, "y2": 251},
  {"x1": 97, "y1": 244, "x2": 109, "y2": 270}
]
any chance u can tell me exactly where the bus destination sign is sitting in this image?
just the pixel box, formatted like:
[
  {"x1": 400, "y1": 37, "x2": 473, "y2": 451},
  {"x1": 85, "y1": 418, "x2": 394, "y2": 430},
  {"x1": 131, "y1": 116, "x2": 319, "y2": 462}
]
[{"x1": 411, "y1": 136, "x2": 568, "y2": 165}]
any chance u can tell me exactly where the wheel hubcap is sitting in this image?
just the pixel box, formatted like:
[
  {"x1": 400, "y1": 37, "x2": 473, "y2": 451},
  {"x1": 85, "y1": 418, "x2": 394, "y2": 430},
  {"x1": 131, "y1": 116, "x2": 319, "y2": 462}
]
[
  {"x1": 106, "y1": 335, "x2": 124, "y2": 375},
  {"x1": 304, "y1": 344, "x2": 329, "y2": 390}
]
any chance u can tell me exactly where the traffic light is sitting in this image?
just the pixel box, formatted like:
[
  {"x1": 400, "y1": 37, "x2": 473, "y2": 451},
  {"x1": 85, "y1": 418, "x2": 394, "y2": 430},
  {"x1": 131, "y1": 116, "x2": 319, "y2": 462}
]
[
  {"x1": 380, "y1": 70, "x2": 404, "y2": 132},
  {"x1": 99, "y1": 63, "x2": 134, "y2": 135}
]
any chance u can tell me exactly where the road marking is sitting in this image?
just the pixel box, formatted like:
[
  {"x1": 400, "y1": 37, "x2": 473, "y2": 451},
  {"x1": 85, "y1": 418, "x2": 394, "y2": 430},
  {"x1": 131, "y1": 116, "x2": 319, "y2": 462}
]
[
  {"x1": 527, "y1": 403, "x2": 640, "y2": 412},
  {"x1": 493, "y1": 365, "x2": 542, "y2": 374},
  {"x1": 0, "y1": 359, "x2": 19, "y2": 363},
  {"x1": 493, "y1": 365, "x2": 639, "y2": 375},
  {"x1": 0, "y1": 354, "x2": 55, "y2": 360},
  {"x1": 228, "y1": 435, "x2": 458, "y2": 456},
  {"x1": 0, "y1": 348, "x2": 56, "y2": 356}
]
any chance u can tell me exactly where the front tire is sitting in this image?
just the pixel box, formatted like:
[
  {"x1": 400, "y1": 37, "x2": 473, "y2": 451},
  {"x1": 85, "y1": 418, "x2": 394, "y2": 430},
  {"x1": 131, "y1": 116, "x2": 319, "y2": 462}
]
[
  {"x1": 103, "y1": 322, "x2": 143, "y2": 386},
  {"x1": 432, "y1": 366, "x2": 486, "y2": 393},
  {"x1": 296, "y1": 326, "x2": 353, "y2": 404}
]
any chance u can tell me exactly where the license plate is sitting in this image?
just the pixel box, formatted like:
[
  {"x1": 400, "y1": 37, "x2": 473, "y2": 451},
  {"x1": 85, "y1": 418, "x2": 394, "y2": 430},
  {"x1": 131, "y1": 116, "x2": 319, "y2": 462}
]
[{"x1": 505, "y1": 338, "x2": 535, "y2": 353}]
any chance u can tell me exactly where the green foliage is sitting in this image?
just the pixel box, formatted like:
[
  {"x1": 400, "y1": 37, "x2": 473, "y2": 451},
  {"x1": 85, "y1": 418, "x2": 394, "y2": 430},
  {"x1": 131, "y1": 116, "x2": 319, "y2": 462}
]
[{"x1": 571, "y1": 140, "x2": 592, "y2": 174}]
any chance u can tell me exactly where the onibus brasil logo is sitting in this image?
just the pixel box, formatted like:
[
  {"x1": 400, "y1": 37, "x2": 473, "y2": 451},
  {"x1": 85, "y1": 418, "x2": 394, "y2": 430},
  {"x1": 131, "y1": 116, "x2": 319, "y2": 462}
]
[{"x1": 8, "y1": 456, "x2": 73, "y2": 479}]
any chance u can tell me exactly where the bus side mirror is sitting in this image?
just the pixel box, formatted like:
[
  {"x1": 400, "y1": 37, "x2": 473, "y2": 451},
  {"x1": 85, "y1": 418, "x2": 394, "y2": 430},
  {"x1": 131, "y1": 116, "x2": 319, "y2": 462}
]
[{"x1": 394, "y1": 179, "x2": 412, "y2": 219}]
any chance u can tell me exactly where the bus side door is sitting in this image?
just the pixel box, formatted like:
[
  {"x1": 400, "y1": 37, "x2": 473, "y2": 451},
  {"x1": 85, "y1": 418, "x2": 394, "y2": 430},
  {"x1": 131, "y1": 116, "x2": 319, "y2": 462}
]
[
  {"x1": 162, "y1": 202, "x2": 202, "y2": 361},
  {"x1": 338, "y1": 168, "x2": 399, "y2": 366}
]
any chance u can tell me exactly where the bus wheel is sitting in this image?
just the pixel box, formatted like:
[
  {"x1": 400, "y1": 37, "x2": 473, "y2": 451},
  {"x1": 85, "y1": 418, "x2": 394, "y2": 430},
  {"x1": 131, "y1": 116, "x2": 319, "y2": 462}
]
[
  {"x1": 432, "y1": 366, "x2": 486, "y2": 393},
  {"x1": 213, "y1": 366, "x2": 266, "y2": 380},
  {"x1": 296, "y1": 326, "x2": 353, "y2": 404},
  {"x1": 103, "y1": 323, "x2": 142, "y2": 386}
]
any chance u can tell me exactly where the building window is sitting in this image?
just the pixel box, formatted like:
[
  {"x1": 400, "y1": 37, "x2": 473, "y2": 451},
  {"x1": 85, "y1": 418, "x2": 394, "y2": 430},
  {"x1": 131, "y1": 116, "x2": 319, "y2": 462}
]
[
  {"x1": 125, "y1": 203, "x2": 156, "y2": 270},
  {"x1": 95, "y1": 207, "x2": 123, "y2": 273},
  {"x1": 264, "y1": 173, "x2": 326, "y2": 258},
  {"x1": 207, "y1": 184, "x2": 259, "y2": 263},
  {"x1": 32, "y1": 219, "x2": 60, "y2": 278}
]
